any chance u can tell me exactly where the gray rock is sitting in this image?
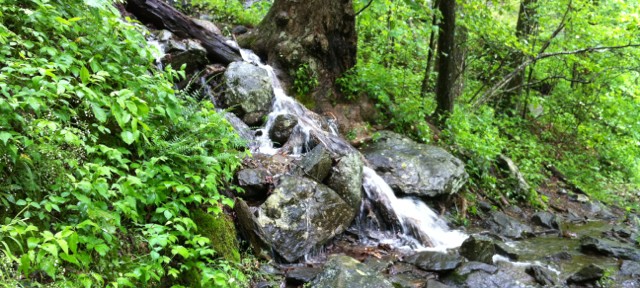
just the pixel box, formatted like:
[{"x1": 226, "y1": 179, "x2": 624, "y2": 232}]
[
  {"x1": 361, "y1": 131, "x2": 467, "y2": 198},
  {"x1": 404, "y1": 251, "x2": 464, "y2": 272},
  {"x1": 222, "y1": 62, "x2": 274, "y2": 126},
  {"x1": 388, "y1": 273, "x2": 428, "y2": 288},
  {"x1": 256, "y1": 176, "x2": 355, "y2": 262},
  {"x1": 161, "y1": 39, "x2": 208, "y2": 73},
  {"x1": 192, "y1": 18, "x2": 222, "y2": 35},
  {"x1": 232, "y1": 25, "x2": 249, "y2": 35},
  {"x1": 311, "y1": 255, "x2": 394, "y2": 288},
  {"x1": 223, "y1": 112, "x2": 254, "y2": 144},
  {"x1": 525, "y1": 265, "x2": 557, "y2": 286},
  {"x1": 497, "y1": 154, "x2": 531, "y2": 197},
  {"x1": 460, "y1": 235, "x2": 500, "y2": 264},
  {"x1": 268, "y1": 114, "x2": 298, "y2": 145},
  {"x1": 426, "y1": 280, "x2": 453, "y2": 288},
  {"x1": 297, "y1": 144, "x2": 332, "y2": 181},
  {"x1": 285, "y1": 267, "x2": 322, "y2": 285},
  {"x1": 531, "y1": 211, "x2": 559, "y2": 229},
  {"x1": 445, "y1": 264, "x2": 537, "y2": 288},
  {"x1": 580, "y1": 236, "x2": 640, "y2": 261},
  {"x1": 619, "y1": 260, "x2": 640, "y2": 278},
  {"x1": 454, "y1": 261, "x2": 498, "y2": 276},
  {"x1": 236, "y1": 168, "x2": 271, "y2": 200},
  {"x1": 566, "y1": 264, "x2": 605, "y2": 284},
  {"x1": 233, "y1": 199, "x2": 271, "y2": 260},
  {"x1": 327, "y1": 151, "x2": 363, "y2": 210},
  {"x1": 484, "y1": 211, "x2": 533, "y2": 239},
  {"x1": 544, "y1": 251, "x2": 572, "y2": 261}
]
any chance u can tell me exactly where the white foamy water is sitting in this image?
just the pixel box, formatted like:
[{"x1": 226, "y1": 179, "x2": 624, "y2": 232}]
[{"x1": 362, "y1": 167, "x2": 468, "y2": 251}]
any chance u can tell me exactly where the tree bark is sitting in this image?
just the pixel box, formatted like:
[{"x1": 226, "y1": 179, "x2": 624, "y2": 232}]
[
  {"x1": 126, "y1": 0, "x2": 242, "y2": 64},
  {"x1": 497, "y1": 0, "x2": 537, "y2": 114},
  {"x1": 420, "y1": 0, "x2": 440, "y2": 98},
  {"x1": 239, "y1": 0, "x2": 357, "y2": 112},
  {"x1": 432, "y1": 0, "x2": 456, "y2": 125}
]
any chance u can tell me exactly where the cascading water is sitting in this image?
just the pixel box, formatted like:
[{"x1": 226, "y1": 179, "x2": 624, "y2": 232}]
[{"x1": 236, "y1": 48, "x2": 468, "y2": 251}]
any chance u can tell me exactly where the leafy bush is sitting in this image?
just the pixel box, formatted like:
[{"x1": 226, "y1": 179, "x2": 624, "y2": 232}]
[{"x1": 0, "y1": 0, "x2": 247, "y2": 286}]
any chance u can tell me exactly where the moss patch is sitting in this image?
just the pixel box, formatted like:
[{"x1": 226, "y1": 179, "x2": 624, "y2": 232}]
[{"x1": 192, "y1": 208, "x2": 241, "y2": 262}]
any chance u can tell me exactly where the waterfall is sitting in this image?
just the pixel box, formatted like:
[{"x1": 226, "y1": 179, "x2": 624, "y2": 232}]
[{"x1": 236, "y1": 48, "x2": 468, "y2": 251}]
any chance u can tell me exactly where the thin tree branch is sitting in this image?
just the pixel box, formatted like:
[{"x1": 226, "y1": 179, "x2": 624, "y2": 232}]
[{"x1": 355, "y1": 0, "x2": 375, "y2": 16}]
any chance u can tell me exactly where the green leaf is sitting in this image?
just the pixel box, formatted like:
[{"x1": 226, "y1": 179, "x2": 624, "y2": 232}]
[
  {"x1": 91, "y1": 102, "x2": 107, "y2": 123},
  {"x1": 94, "y1": 243, "x2": 109, "y2": 256},
  {"x1": 80, "y1": 65, "x2": 90, "y2": 84},
  {"x1": 0, "y1": 131, "x2": 11, "y2": 145},
  {"x1": 121, "y1": 130, "x2": 135, "y2": 145}
]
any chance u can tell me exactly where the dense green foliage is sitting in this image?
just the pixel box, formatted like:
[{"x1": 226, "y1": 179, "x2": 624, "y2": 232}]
[
  {"x1": 345, "y1": 0, "x2": 640, "y2": 210},
  {"x1": 0, "y1": 0, "x2": 248, "y2": 286}
]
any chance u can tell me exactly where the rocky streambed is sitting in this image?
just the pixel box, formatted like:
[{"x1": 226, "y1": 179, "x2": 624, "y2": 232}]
[{"x1": 137, "y1": 13, "x2": 640, "y2": 288}]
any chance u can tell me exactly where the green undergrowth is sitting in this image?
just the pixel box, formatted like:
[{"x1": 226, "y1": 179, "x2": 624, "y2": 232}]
[
  {"x1": 0, "y1": 0, "x2": 249, "y2": 286},
  {"x1": 344, "y1": 0, "x2": 640, "y2": 213},
  {"x1": 186, "y1": 0, "x2": 271, "y2": 30}
]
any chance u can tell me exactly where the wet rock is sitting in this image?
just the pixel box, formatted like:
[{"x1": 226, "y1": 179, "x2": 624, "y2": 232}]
[
  {"x1": 404, "y1": 251, "x2": 464, "y2": 272},
  {"x1": 460, "y1": 235, "x2": 500, "y2": 264},
  {"x1": 223, "y1": 112, "x2": 254, "y2": 143},
  {"x1": 580, "y1": 235, "x2": 640, "y2": 261},
  {"x1": 268, "y1": 114, "x2": 298, "y2": 146},
  {"x1": 297, "y1": 144, "x2": 332, "y2": 181},
  {"x1": 361, "y1": 131, "x2": 467, "y2": 198},
  {"x1": 310, "y1": 255, "x2": 394, "y2": 288},
  {"x1": 233, "y1": 199, "x2": 271, "y2": 260},
  {"x1": 426, "y1": 279, "x2": 453, "y2": 288},
  {"x1": 326, "y1": 151, "x2": 364, "y2": 210},
  {"x1": 525, "y1": 265, "x2": 557, "y2": 286},
  {"x1": 566, "y1": 264, "x2": 604, "y2": 284},
  {"x1": 256, "y1": 176, "x2": 355, "y2": 262},
  {"x1": 232, "y1": 25, "x2": 249, "y2": 35},
  {"x1": 192, "y1": 18, "x2": 222, "y2": 35},
  {"x1": 281, "y1": 125, "x2": 319, "y2": 154},
  {"x1": 583, "y1": 201, "x2": 616, "y2": 220},
  {"x1": 222, "y1": 62, "x2": 274, "y2": 126},
  {"x1": 236, "y1": 168, "x2": 271, "y2": 201},
  {"x1": 484, "y1": 211, "x2": 533, "y2": 239},
  {"x1": 388, "y1": 274, "x2": 429, "y2": 288},
  {"x1": 285, "y1": 267, "x2": 322, "y2": 285},
  {"x1": 531, "y1": 211, "x2": 559, "y2": 229},
  {"x1": 445, "y1": 264, "x2": 536, "y2": 288},
  {"x1": 544, "y1": 251, "x2": 572, "y2": 261},
  {"x1": 161, "y1": 39, "x2": 208, "y2": 74},
  {"x1": 363, "y1": 257, "x2": 393, "y2": 273},
  {"x1": 619, "y1": 260, "x2": 640, "y2": 278},
  {"x1": 454, "y1": 261, "x2": 498, "y2": 276}
]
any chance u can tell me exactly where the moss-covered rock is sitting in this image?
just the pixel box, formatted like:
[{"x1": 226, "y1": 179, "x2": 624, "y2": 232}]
[{"x1": 192, "y1": 208, "x2": 241, "y2": 262}]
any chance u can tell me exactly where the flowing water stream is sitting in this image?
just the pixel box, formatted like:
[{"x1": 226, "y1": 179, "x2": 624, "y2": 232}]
[{"x1": 236, "y1": 48, "x2": 469, "y2": 251}]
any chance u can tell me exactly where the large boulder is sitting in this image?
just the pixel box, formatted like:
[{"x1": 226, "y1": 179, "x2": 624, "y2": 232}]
[
  {"x1": 311, "y1": 255, "x2": 394, "y2": 288},
  {"x1": 222, "y1": 62, "x2": 274, "y2": 126},
  {"x1": 235, "y1": 168, "x2": 271, "y2": 201},
  {"x1": 256, "y1": 176, "x2": 355, "y2": 262},
  {"x1": 459, "y1": 235, "x2": 518, "y2": 264},
  {"x1": 361, "y1": 131, "x2": 467, "y2": 198},
  {"x1": 297, "y1": 144, "x2": 332, "y2": 182},
  {"x1": 579, "y1": 236, "x2": 640, "y2": 261},
  {"x1": 566, "y1": 264, "x2": 605, "y2": 284}
]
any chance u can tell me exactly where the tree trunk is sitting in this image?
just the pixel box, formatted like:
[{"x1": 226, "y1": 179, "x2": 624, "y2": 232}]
[
  {"x1": 497, "y1": 0, "x2": 537, "y2": 114},
  {"x1": 126, "y1": 0, "x2": 241, "y2": 64},
  {"x1": 432, "y1": 0, "x2": 456, "y2": 125},
  {"x1": 420, "y1": 0, "x2": 440, "y2": 98},
  {"x1": 239, "y1": 0, "x2": 357, "y2": 112}
]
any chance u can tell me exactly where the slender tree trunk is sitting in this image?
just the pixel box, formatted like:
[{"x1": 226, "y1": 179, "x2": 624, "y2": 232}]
[
  {"x1": 497, "y1": 0, "x2": 537, "y2": 114},
  {"x1": 432, "y1": 0, "x2": 456, "y2": 125},
  {"x1": 420, "y1": 0, "x2": 440, "y2": 98}
]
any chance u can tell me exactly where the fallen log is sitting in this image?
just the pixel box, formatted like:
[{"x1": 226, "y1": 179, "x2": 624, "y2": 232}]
[{"x1": 126, "y1": 0, "x2": 242, "y2": 65}]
